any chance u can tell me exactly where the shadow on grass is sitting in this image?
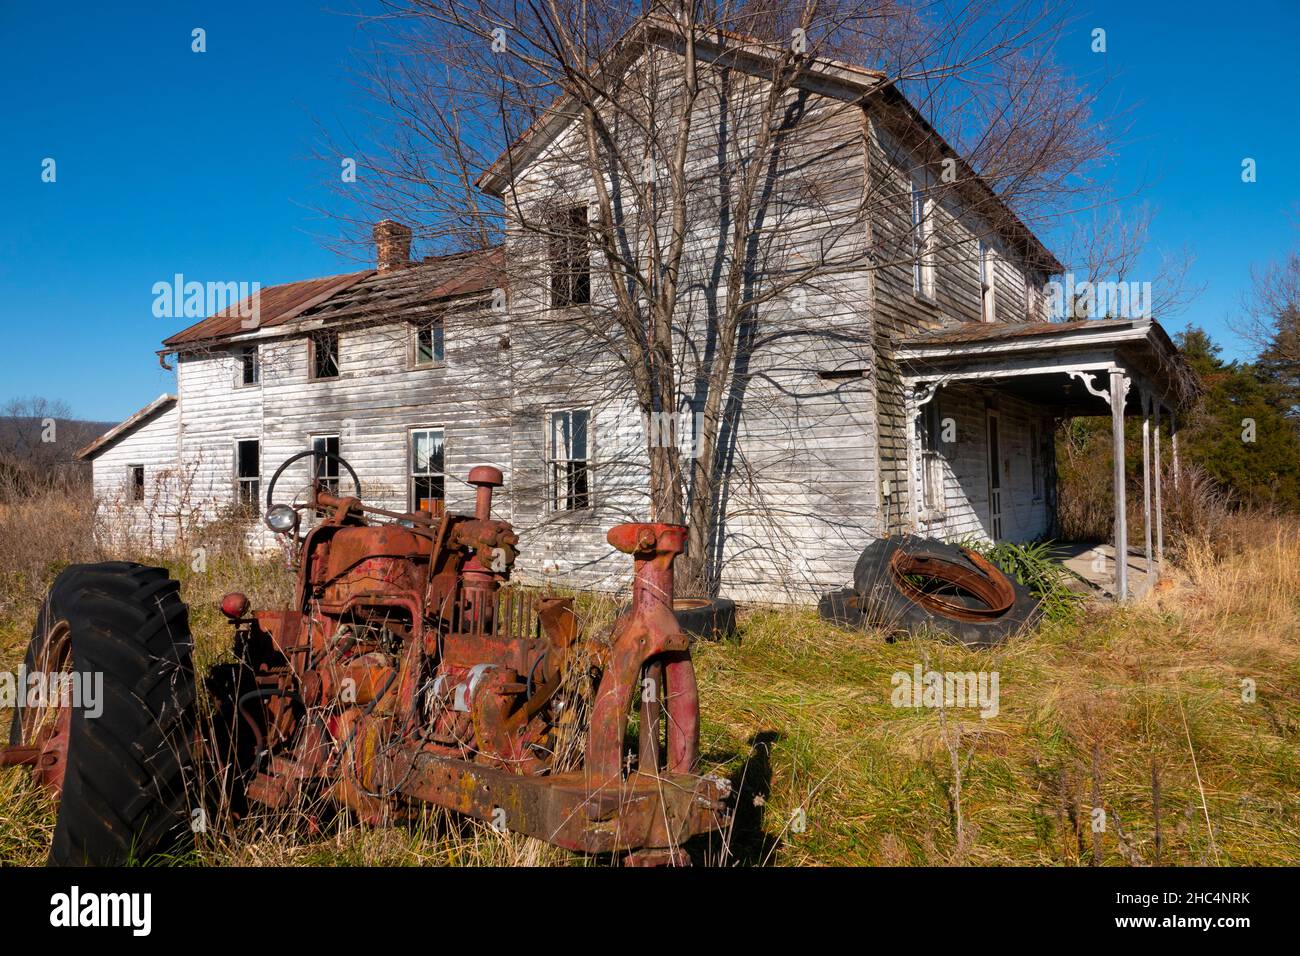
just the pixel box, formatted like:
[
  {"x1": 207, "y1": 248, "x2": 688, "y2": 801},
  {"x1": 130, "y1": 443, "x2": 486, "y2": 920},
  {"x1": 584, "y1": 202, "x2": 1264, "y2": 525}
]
[{"x1": 692, "y1": 729, "x2": 781, "y2": 866}]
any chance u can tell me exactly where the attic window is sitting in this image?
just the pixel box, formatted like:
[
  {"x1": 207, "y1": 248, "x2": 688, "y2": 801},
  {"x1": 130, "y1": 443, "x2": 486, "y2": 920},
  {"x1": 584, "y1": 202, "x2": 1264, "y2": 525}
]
[
  {"x1": 310, "y1": 330, "x2": 339, "y2": 380},
  {"x1": 549, "y1": 205, "x2": 591, "y2": 308},
  {"x1": 128, "y1": 465, "x2": 144, "y2": 502},
  {"x1": 413, "y1": 317, "x2": 445, "y2": 367}
]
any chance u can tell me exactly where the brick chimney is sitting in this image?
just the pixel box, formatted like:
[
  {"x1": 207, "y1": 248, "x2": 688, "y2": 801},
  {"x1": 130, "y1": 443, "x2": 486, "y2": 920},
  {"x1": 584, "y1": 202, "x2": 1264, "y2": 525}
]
[{"x1": 373, "y1": 219, "x2": 412, "y2": 273}]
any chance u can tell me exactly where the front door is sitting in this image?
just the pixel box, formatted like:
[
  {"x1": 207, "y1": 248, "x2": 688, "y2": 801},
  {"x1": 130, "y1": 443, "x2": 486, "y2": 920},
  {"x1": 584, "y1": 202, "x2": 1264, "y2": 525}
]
[{"x1": 986, "y1": 410, "x2": 1003, "y2": 539}]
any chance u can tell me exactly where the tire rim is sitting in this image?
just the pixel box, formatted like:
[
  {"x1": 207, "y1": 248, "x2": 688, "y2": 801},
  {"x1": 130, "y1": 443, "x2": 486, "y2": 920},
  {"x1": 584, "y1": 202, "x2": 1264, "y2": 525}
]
[
  {"x1": 888, "y1": 548, "x2": 1016, "y2": 621},
  {"x1": 673, "y1": 599, "x2": 712, "y2": 611},
  {"x1": 20, "y1": 619, "x2": 73, "y2": 792}
]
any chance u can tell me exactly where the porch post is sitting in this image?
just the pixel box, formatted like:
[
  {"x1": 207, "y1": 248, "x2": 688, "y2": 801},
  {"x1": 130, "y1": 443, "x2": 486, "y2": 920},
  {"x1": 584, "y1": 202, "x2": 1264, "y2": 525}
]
[
  {"x1": 904, "y1": 385, "x2": 920, "y2": 532},
  {"x1": 1154, "y1": 402, "x2": 1164, "y2": 566},
  {"x1": 1142, "y1": 390, "x2": 1153, "y2": 584},
  {"x1": 1110, "y1": 368, "x2": 1129, "y2": 600},
  {"x1": 1171, "y1": 409, "x2": 1181, "y2": 489}
]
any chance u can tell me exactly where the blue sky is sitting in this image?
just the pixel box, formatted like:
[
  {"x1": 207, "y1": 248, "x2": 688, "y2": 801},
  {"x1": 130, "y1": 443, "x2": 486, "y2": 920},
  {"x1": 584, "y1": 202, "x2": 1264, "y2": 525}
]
[{"x1": 1, "y1": 0, "x2": 1297, "y2": 421}]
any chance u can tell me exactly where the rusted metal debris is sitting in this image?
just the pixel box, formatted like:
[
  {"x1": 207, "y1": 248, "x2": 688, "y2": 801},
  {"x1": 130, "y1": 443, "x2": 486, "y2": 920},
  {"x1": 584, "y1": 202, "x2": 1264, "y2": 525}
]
[{"x1": 888, "y1": 547, "x2": 1016, "y2": 622}]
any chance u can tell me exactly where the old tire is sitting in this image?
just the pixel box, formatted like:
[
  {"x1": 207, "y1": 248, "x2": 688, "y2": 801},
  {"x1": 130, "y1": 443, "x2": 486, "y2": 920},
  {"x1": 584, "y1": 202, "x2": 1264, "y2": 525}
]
[
  {"x1": 852, "y1": 536, "x2": 1042, "y2": 648},
  {"x1": 670, "y1": 597, "x2": 738, "y2": 642},
  {"x1": 818, "y1": 588, "x2": 867, "y2": 629},
  {"x1": 11, "y1": 562, "x2": 197, "y2": 866}
]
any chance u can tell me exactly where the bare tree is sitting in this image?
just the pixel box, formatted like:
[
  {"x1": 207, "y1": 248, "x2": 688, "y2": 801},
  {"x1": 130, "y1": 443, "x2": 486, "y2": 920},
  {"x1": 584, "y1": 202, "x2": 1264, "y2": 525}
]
[
  {"x1": 1057, "y1": 204, "x2": 1202, "y2": 321},
  {"x1": 0, "y1": 396, "x2": 99, "y2": 493},
  {"x1": 324, "y1": 0, "x2": 1118, "y2": 592}
]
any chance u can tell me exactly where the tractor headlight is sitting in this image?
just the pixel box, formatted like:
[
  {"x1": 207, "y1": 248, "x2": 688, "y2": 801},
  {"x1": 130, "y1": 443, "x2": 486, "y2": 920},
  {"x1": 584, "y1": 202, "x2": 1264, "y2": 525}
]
[{"x1": 265, "y1": 504, "x2": 299, "y2": 533}]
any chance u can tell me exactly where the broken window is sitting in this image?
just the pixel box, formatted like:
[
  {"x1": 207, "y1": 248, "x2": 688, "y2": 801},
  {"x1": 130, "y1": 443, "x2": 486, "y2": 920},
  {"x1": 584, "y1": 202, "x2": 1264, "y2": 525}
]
[
  {"x1": 310, "y1": 330, "x2": 339, "y2": 380},
  {"x1": 236, "y1": 439, "x2": 260, "y2": 515},
  {"x1": 549, "y1": 205, "x2": 591, "y2": 308},
  {"x1": 239, "y1": 344, "x2": 260, "y2": 385},
  {"x1": 409, "y1": 428, "x2": 445, "y2": 513},
  {"x1": 311, "y1": 434, "x2": 340, "y2": 493},
  {"x1": 413, "y1": 317, "x2": 445, "y2": 367},
  {"x1": 128, "y1": 464, "x2": 144, "y2": 502},
  {"x1": 978, "y1": 239, "x2": 996, "y2": 322},
  {"x1": 919, "y1": 401, "x2": 945, "y2": 516},
  {"x1": 548, "y1": 409, "x2": 591, "y2": 511},
  {"x1": 911, "y1": 180, "x2": 934, "y2": 299}
]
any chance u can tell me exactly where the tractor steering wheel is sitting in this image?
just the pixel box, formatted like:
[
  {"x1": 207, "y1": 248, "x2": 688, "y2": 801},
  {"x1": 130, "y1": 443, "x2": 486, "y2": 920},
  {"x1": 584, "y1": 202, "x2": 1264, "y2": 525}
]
[{"x1": 265, "y1": 449, "x2": 362, "y2": 511}]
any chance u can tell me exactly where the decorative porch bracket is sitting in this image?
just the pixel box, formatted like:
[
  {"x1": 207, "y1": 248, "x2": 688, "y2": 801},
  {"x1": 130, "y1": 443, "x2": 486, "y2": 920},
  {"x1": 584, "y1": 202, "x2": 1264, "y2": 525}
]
[{"x1": 1066, "y1": 369, "x2": 1115, "y2": 405}]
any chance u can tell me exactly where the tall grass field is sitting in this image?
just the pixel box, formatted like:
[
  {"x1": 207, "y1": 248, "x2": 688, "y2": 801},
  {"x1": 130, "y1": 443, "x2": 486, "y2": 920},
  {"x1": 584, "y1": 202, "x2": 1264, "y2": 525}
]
[{"x1": 1, "y1": 489, "x2": 1297, "y2": 866}]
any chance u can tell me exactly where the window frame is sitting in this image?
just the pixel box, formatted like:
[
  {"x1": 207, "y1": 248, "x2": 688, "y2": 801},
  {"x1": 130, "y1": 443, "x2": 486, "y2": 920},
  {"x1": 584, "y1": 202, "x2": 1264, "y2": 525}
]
[
  {"x1": 1025, "y1": 278, "x2": 1042, "y2": 322},
  {"x1": 546, "y1": 407, "x2": 593, "y2": 513},
  {"x1": 549, "y1": 204, "x2": 591, "y2": 309},
  {"x1": 910, "y1": 179, "x2": 935, "y2": 301},
  {"x1": 978, "y1": 238, "x2": 997, "y2": 323},
  {"x1": 1030, "y1": 421, "x2": 1044, "y2": 503},
  {"x1": 234, "y1": 437, "x2": 261, "y2": 516},
  {"x1": 127, "y1": 464, "x2": 144, "y2": 503},
  {"x1": 409, "y1": 315, "x2": 446, "y2": 369},
  {"x1": 236, "y1": 343, "x2": 261, "y2": 387},
  {"x1": 309, "y1": 433, "x2": 342, "y2": 493},
  {"x1": 407, "y1": 425, "x2": 446, "y2": 514},
  {"x1": 919, "y1": 400, "x2": 946, "y2": 519},
  {"x1": 308, "y1": 329, "x2": 340, "y2": 381}
]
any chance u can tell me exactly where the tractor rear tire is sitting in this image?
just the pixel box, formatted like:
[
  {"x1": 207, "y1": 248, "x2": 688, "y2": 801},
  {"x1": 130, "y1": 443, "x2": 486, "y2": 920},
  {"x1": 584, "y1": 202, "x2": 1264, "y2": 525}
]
[{"x1": 11, "y1": 562, "x2": 197, "y2": 866}]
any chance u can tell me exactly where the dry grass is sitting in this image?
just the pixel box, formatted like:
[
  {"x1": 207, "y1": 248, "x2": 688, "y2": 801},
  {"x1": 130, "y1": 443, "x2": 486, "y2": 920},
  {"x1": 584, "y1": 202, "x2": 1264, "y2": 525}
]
[
  {"x1": 1, "y1": 490, "x2": 1297, "y2": 866},
  {"x1": 690, "y1": 518, "x2": 1300, "y2": 865}
]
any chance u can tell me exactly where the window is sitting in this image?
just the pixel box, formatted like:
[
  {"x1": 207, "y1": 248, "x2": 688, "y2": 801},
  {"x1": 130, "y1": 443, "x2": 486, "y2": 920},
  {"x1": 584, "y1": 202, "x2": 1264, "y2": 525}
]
[
  {"x1": 920, "y1": 401, "x2": 945, "y2": 516},
  {"x1": 311, "y1": 434, "x2": 340, "y2": 493},
  {"x1": 910, "y1": 180, "x2": 934, "y2": 299},
  {"x1": 309, "y1": 330, "x2": 339, "y2": 380},
  {"x1": 236, "y1": 439, "x2": 260, "y2": 515},
  {"x1": 548, "y1": 409, "x2": 591, "y2": 511},
  {"x1": 412, "y1": 317, "x2": 445, "y2": 367},
  {"x1": 978, "y1": 239, "x2": 996, "y2": 322},
  {"x1": 238, "y1": 344, "x2": 260, "y2": 386},
  {"x1": 128, "y1": 465, "x2": 144, "y2": 502},
  {"x1": 1030, "y1": 422, "x2": 1044, "y2": 501},
  {"x1": 1025, "y1": 280, "x2": 1042, "y2": 322},
  {"x1": 549, "y1": 205, "x2": 591, "y2": 308},
  {"x1": 409, "y1": 428, "x2": 445, "y2": 512}
]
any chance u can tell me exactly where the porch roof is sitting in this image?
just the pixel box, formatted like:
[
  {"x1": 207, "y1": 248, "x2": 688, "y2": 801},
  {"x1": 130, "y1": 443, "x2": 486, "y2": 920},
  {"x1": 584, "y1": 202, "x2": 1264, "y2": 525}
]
[{"x1": 897, "y1": 318, "x2": 1194, "y2": 416}]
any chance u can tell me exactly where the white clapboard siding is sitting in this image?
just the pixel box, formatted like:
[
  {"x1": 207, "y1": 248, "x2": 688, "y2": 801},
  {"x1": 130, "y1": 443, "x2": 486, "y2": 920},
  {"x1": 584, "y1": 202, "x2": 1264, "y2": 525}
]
[
  {"x1": 89, "y1": 38, "x2": 1061, "y2": 606},
  {"x1": 89, "y1": 402, "x2": 184, "y2": 552}
]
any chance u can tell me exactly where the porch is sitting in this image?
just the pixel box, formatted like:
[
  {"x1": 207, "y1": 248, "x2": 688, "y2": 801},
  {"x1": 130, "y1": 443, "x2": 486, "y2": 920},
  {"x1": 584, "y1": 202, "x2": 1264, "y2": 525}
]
[{"x1": 897, "y1": 318, "x2": 1194, "y2": 601}]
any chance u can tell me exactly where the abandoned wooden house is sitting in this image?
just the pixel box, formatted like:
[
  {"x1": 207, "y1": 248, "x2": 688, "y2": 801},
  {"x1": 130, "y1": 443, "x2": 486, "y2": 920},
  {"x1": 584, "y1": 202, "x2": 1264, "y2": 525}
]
[{"x1": 77, "y1": 20, "x2": 1188, "y2": 602}]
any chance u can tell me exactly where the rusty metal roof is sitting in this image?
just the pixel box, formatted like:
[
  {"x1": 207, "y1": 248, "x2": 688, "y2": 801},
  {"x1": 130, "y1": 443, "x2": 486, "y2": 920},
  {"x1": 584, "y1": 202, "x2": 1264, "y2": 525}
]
[
  {"x1": 295, "y1": 247, "x2": 504, "y2": 327},
  {"x1": 160, "y1": 246, "x2": 505, "y2": 350},
  {"x1": 161, "y1": 270, "x2": 373, "y2": 348}
]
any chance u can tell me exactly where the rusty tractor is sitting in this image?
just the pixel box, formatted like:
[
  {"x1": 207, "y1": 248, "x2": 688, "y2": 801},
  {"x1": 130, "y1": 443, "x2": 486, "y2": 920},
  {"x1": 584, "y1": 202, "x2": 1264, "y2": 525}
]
[{"x1": 2, "y1": 452, "x2": 730, "y2": 865}]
